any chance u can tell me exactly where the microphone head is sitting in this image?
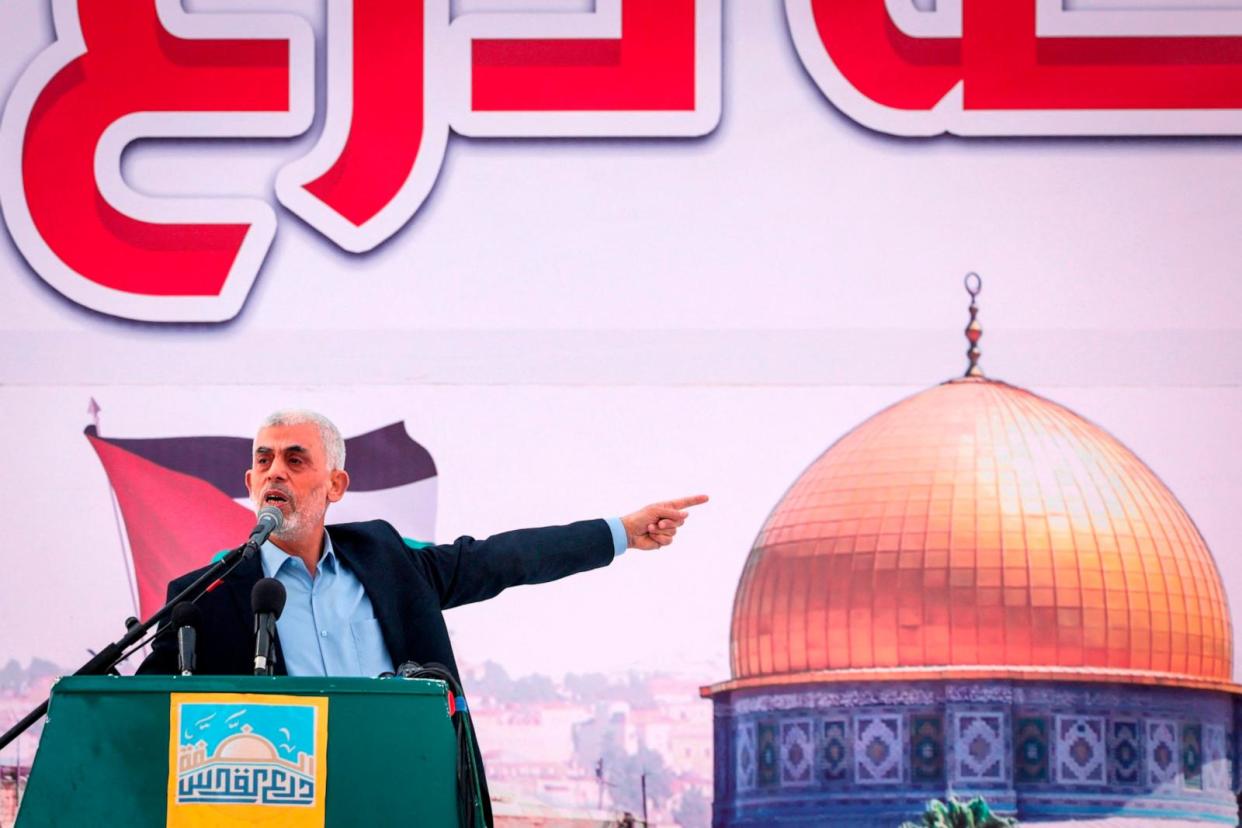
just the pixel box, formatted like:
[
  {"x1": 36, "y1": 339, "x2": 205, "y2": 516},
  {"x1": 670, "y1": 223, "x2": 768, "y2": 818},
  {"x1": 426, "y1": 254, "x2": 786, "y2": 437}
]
[
  {"x1": 171, "y1": 601, "x2": 203, "y2": 630},
  {"x1": 251, "y1": 578, "x2": 287, "y2": 619},
  {"x1": 257, "y1": 505, "x2": 284, "y2": 531}
]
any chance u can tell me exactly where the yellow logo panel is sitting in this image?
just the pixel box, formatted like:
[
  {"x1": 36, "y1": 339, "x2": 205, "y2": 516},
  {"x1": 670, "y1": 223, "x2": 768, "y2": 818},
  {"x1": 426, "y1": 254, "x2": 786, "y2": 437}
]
[{"x1": 167, "y1": 692, "x2": 328, "y2": 828}]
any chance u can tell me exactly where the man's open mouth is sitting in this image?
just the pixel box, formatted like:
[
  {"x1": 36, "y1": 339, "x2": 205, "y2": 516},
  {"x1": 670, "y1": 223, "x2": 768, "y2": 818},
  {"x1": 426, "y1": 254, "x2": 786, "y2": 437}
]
[{"x1": 263, "y1": 491, "x2": 290, "y2": 505}]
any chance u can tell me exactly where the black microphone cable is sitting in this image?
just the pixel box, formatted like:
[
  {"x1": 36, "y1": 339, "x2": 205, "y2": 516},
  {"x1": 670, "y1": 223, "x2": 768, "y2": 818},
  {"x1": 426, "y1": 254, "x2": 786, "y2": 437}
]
[{"x1": 394, "y1": 661, "x2": 486, "y2": 828}]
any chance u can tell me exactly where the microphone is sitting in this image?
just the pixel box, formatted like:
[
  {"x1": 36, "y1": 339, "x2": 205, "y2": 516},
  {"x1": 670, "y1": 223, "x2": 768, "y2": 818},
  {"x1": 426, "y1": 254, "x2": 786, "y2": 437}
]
[
  {"x1": 251, "y1": 578, "x2": 287, "y2": 676},
  {"x1": 201, "y1": 506, "x2": 284, "y2": 593},
  {"x1": 244, "y1": 506, "x2": 284, "y2": 555},
  {"x1": 172, "y1": 602, "x2": 203, "y2": 676}
]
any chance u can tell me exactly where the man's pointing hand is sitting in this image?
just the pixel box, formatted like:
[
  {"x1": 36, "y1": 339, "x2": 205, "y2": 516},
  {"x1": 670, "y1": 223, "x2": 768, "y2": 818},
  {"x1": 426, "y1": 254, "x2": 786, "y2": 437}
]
[{"x1": 621, "y1": 495, "x2": 710, "y2": 551}]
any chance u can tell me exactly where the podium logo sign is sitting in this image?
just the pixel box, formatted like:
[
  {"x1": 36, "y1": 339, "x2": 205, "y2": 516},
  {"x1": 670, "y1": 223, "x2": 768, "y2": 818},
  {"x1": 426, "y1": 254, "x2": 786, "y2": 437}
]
[{"x1": 167, "y1": 693, "x2": 329, "y2": 828}]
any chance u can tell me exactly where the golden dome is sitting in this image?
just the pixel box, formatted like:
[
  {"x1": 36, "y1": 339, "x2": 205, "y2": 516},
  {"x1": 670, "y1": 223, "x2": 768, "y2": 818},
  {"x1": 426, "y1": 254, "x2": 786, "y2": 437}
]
[{"x1": 728, "y1": 378, "x2": 1232, "y2": 690}]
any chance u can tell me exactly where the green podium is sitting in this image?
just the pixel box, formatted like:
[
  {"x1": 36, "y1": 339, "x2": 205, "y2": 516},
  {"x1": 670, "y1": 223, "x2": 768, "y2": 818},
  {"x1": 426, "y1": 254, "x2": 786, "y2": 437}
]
[{"x1": 17, "y1": 675, "x2": 473, "y2": 827}]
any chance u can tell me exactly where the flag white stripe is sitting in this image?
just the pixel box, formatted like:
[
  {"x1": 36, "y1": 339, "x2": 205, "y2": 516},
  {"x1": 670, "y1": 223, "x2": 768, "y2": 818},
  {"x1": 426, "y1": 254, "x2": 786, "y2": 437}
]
[{"x1": 234, "y1": 477, "x2": 438, "y2": 544}]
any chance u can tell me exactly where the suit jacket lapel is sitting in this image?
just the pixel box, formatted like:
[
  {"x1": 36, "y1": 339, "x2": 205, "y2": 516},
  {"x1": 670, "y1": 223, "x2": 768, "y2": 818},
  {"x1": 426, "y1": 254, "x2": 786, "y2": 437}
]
[
  {"x1": 220, "y1": 550, "x2": 287, "y2": 676},
  {"x1": 331, "y1": 528, "x2": 408, "y2": 666}
]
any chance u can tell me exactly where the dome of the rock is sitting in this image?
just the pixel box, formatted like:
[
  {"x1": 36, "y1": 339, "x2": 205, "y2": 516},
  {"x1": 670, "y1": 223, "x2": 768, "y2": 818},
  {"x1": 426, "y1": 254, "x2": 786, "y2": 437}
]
[
  {"x1": 708, "y1": 282, "x2": 1241, "y2": 826},
  {"x1": 728, "y1": 377, "x2": 1231, "y2": 688}
]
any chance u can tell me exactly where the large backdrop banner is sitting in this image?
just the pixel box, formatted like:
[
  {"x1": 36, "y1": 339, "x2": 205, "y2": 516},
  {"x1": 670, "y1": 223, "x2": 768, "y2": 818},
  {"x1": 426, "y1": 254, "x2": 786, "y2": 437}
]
[{"x1": 2, "y1": 1, "x2": 1241, "y2": 825}]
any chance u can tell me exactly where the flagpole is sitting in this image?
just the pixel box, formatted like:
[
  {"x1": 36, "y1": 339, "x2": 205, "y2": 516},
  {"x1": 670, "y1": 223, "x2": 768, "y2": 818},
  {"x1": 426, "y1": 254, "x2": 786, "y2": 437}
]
[
  {"x1": 88, "y1": 399, "x2": 140, "y2": 619},
  {"x1": 106, "y1": 485, "x2": 140, "y2": 619}
]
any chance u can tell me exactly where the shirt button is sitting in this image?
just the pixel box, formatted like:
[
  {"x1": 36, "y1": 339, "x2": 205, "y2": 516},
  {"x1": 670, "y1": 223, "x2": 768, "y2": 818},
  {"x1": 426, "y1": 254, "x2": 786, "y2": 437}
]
[{"x1": 320, "y1": 630, "x2": 328, "y2": 638}]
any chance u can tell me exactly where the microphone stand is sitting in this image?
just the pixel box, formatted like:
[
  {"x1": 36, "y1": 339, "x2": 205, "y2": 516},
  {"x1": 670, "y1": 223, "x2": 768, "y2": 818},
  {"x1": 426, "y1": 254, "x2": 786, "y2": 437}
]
[{"x1": 0, "y1": 542, "x2": 256, "y2": 752}]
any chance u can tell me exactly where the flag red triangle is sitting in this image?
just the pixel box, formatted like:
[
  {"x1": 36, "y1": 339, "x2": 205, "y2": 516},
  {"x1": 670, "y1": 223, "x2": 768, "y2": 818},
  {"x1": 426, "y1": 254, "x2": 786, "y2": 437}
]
[{"x1": 86, "y1": 434, "x2": 255, "y2": 618}]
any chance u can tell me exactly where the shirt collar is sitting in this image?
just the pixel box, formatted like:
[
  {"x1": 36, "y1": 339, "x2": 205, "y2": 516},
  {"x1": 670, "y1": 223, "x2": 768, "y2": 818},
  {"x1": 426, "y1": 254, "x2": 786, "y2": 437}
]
[{"x1": 259, "y1": 529, "x2": 337, "y2": 578}]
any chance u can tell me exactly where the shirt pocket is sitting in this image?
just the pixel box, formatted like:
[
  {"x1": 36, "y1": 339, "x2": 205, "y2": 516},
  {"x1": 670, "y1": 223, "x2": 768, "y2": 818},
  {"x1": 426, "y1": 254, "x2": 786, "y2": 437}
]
[{"x1": 349, "y1": 617, "x2": 391, "y2": 676}]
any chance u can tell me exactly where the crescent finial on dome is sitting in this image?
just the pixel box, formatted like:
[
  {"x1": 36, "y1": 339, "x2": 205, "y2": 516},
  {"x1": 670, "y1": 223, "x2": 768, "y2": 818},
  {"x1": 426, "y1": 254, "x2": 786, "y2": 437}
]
[{"x1": 964, "y1": 271, "x2": 983, "y2": 377}]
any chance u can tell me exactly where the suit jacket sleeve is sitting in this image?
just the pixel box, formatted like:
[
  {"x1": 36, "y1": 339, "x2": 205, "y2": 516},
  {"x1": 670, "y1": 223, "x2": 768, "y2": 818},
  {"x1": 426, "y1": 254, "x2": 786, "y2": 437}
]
[{"x1": 409, "y1": 518, "x2": 615, "y2": 610}]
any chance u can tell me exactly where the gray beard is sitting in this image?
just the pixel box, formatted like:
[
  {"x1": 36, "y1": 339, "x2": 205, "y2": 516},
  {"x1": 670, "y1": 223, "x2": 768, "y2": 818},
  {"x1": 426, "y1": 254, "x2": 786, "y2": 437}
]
[
  {"x1": 272, "y1": 509, "x2": 304, "y2": 540},
  {"x1": 259, "y1": 495, "x2": 327, "y2": 545},
  {"x1": 273, "y1": 510, "x2": 323, "y2": 543}
]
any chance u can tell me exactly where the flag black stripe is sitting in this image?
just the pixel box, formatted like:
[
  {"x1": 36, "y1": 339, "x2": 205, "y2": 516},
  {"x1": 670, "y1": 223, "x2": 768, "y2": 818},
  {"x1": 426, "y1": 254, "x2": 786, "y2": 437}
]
[{"x1": 85, "y1": 422, "x2": 436, "y2": 497}]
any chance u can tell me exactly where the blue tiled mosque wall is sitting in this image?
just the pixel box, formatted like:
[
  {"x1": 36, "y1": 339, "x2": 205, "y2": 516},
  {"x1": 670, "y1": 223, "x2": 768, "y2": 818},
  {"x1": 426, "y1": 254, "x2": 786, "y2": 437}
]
[{"x1": 711, "y1": 680, "x2": 1238, "y2": 827}]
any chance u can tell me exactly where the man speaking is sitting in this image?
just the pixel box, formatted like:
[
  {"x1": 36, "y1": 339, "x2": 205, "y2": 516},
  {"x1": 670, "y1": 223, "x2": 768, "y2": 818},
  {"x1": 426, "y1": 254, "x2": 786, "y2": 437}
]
[{"x1": 138, "y1": 410, "x2": 707, "y2": 815}]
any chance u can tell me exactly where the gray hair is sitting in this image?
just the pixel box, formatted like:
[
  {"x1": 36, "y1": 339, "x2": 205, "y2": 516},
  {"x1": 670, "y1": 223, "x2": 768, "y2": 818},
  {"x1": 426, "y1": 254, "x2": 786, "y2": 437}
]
[{"x1": 257, "y1": 409, "x2": 346, "y2": 471}]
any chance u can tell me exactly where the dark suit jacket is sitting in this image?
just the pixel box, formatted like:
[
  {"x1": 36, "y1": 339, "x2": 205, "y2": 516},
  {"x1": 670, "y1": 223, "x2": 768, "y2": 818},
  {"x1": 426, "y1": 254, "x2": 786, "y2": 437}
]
[
  {"x1": 137, "y1": 517, "x2": 616, "y2": 682},
  {"x1": 137, "y1": 517, "x2": 613, "y2": 827}
]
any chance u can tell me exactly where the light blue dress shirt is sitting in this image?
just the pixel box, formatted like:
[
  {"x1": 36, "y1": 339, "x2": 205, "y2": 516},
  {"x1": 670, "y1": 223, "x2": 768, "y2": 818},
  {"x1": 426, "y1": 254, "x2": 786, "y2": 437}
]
[
  {"x1": 260, "y1": 519, "x2": 629, "y2": 677},
  {"x1": 260, "y1": 530, "x2": 394, "y2": 677}
]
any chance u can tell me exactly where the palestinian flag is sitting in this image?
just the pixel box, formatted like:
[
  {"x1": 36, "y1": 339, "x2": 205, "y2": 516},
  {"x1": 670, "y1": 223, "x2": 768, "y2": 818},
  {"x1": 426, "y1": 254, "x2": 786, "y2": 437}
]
[{"x1": 85, "y1": 422, "x2": 437, "y2": 618}]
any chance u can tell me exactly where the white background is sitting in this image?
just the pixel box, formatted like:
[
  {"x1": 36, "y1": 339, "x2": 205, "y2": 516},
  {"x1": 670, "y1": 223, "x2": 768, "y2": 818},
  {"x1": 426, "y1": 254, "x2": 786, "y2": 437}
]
[{"x1": 1, "y1": 1, "x2": 1239, "y2": 692}]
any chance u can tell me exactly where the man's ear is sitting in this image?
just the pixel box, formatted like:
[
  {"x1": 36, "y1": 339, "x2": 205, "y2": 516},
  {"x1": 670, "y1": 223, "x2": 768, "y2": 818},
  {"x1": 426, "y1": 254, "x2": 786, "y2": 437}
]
[
  {"x1": 244, "y1": 469, "x2": 254, "y2": 498},
  {"x1": 327, "y1": 469, "x2": 350, "y2": 503}
]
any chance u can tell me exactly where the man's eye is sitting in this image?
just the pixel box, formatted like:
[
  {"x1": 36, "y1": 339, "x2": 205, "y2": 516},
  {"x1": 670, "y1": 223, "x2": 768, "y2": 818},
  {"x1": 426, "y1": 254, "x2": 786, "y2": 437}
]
[{"x1": 289, "y1": 457, "x2": 302, "y2": 465}]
